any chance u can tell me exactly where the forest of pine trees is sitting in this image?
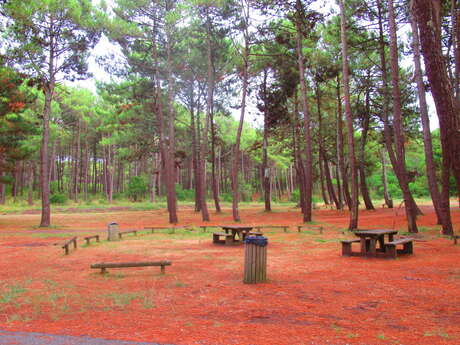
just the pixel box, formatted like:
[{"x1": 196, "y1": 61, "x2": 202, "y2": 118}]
[{"x1": 0, "y1": 0, "x2": 459, "y2": 234}]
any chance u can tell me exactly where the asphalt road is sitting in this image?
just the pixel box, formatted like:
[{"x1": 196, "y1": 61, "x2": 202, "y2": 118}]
[{"x1": 0, "y1": 330, "x2": 172, "y2": 345}]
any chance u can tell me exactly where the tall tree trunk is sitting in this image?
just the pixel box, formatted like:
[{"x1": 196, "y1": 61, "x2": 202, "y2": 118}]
[
  {"x1": 40, "y1": 85, "x2": 53, "y2": 227},
  {"x1": 409, "y1": 9, "x2": 444, "y2": 226},
  {"x1": 28, "y1": 161, "x2": 34, "y2": 206},
  {"x1": 339, "y1": 0, "x2": 359, "y2": 230},
  {"x1": 336, "y1": 76, "x2": 348, "y2": 210},
  {"x1": 381, "y1": 149, "x2": 393, "y2": 208},
  {"x1": 210, "y1": 113, "x2": 221, "y2": 212},
  {"x1": 413, "y1": 0, "x2": 460, "y2": 235},
  {"x1": 262, "y1": 69, "x2": 271, "y2": 211},
  {"x1": 388, "y1": 0, "x2": 419, "y2": 233},
  {"x1": 359, "y1": 114, "x2": 375, "y2": 210},
  {"x1": 316, "y1": 82, "x2": 330, "y2": 206},
  {"x1": 377, "y1": 0, "x2": 422, "y2": 218},
  {"x1": 231, "y1": 0, "x2": 250, "y2": 222},
  {"x1": 295, "y1": 3, "x2": 313, "y2": 222}
]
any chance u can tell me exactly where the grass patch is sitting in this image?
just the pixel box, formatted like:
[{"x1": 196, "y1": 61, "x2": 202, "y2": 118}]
[
  {"x1": 30, "y1": 232, "x2": 79, "y2": 239},
  {"x1": 106, "y1": 292, "x2": 141, "y2": 307},
  {"x1": 0, "y1": 285, "x2": 26, "y2": 304}
]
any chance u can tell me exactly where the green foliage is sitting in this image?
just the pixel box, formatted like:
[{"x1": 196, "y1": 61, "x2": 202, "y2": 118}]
[
  {"x1": 127, "y1": 176, "x2": 148, "y2": 202},
  {"x1": 175, "y1": 185, "x2": 195, "y2": 201},
  {"x1": 50, "y1": 193, "x2": 68, "y2": 204}
]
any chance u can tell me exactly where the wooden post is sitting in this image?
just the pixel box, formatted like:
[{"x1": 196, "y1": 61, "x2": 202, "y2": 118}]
[{"x1": 243, "y1": 236, "x2": 267, "y2": 284}]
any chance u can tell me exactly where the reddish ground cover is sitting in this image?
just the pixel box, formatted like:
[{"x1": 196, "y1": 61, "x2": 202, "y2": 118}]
[{"x1": 0, "y1": 205, "x2": 459, "y2": 344}]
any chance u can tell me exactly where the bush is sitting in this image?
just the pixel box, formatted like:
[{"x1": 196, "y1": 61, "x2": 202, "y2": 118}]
[
  {"x1": 175, "y1": 185, "x2": 195, "y2": 201},
  {"x1": 127, "y1": 176, "x2": 148, "y2": 202},
  {"x1": 50, "y1": 193, "x2": 67, "y2": 204}
]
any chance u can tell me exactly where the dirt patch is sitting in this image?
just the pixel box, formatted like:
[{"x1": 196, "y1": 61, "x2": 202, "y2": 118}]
[{"x1": 0, "y1": 205, "x2": 459, "y2": 344}]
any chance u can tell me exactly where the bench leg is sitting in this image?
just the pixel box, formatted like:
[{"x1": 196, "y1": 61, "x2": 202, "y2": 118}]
[
  {"x1": 225, "y1": 236, "x2": 233, "y2": 245},
  {"x1": 64, "y1": 246, "x2": 69, "y2": 255},
  {"x1": 213, "y1": 234, "x2": 219, "y2": 244},
  {"x1": 342, "y1": 243, "x2": 352, "y2": 256},
  {"x1": 403, "y1": 242, "x2": 413, "y2": 254},
  {"x1": 101, "y1": 268, "x2": 107, "y2": 274},
  {"x1": 73, "y1": 240, "x2": 77, "y2": 249},
  {"x1": 161, "y1": 265, "x2": 165, "y2": 274},
  {"x1": 385, "y1": 245, "x2": 397, "y2": 259},
  {"x1": 96, "y1": 236, "x2": 100, "y2": 242},
  {"x1": 454, "y1": 236, "x2": 458, "y2": 245}
]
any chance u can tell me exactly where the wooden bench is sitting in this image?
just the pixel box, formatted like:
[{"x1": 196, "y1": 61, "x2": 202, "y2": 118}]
[
  {"x1": 118, "y1": 230, "x2": 137, "y2": 239},
  {"x1": 213, "y1": 232, "x2": 233, "y2": 245},
  {"x1": 90, "y1": 261, "x2": 171, "y2": 274},
  {"x1": 341, "y1": 239, "x2": 361, "y2": 256},
  {"x1": 452, "y1": 235, "x2": 460, "y2": 245},
  {"x1": 297, "y1": 225, "x2": 323, "y2": 234},
  {"x1": 384, "y1": 238, "x2": 414, "y2": 259},
  {"x1": 62, "y1": 237, "x2": 77, "y2": 255},
  {"x1": 144, "y1": 226, "x2": 180, "y2": 234},
  {"x1": 254, "y1": 225, "x2": 289, "y2": 233},
  {"x1": 84, "y1": 235, "x2": 100, "y2": 245}
]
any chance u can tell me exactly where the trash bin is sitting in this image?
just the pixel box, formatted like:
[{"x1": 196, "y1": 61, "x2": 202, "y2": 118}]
[
  {"x1": 243, "y1": 236, "x2": 267, "y2": 284},
  {"x1": 107, "y1": 222, "x2": 119, "y2": 241}
]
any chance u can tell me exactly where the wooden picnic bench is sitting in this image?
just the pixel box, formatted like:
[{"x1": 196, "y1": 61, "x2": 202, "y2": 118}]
[
  {"x1": 341, "y1": 239, "x2": 371, "y2": 256},
  {"x1": 452, "y1": 235, "x2": 460, "y2": 245},
  {"x1": 118, "y1": 230, "x2": 137, "y2": 239},
  {"x1": 91, "y1": 261, "x2": 171, "y2": 274},
  {"x1": 384, "y1": 238, "x2": 414, "y2": 259},
  {"x1": 297, "y1": 225, "x2": 323, "y2": 233},
  {"x1": 84, "y1": 235, "x2": 100, "y2": 245},
  {"x1": 213, "y1": 232, "x2": 233, "y2": 245},
  {"x1": 254, "y1": 225, "x2": 289, "y2": 233},
  {"x1": 62, "y1": 237, "x2": 77, "y2": 255}
]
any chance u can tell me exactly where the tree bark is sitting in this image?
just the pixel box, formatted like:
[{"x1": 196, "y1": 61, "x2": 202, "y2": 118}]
[
  {"x1": 39, "y1": 85, "x2": 53, "y2": 227},
  {"x1": 262, "y1": 69, "x2": 271, "y2": 211},
  {"x1": 409, "y1": 9, "x2": 445, "y2": 226},
  {"x1": 388, "y1": 0, "x2": 419, "y2": 233},
  {"x1": 339, "y1": 0, "x2": 359, "y2": 230},
  {"x1": 295, "y1": 2, "x2": 313, "y2": 222},
  {"x1": 413, "y1": 0, "x2": 460, "y2": 235},
  {"x1": 231, "y1": 0, "x2": 250, "y2": 222}
]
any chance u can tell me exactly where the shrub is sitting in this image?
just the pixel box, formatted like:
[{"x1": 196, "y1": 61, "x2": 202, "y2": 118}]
[
  {"x1": 50, "y1": 193, "x2": 67, "y2": 204},
  {"x1": 175, "y1": 185, "x2": 195, "y2": 201},
  {"x1": 127, "y1": 176, "x2": 148, "y2": 202}
]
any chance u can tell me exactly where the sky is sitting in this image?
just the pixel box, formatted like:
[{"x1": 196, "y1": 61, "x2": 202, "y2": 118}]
[{"x1": 73, "y1": 0, "x2": 440, "y2": 130}]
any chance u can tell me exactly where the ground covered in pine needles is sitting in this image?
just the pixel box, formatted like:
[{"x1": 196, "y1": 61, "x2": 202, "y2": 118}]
[{"x1": 0, "y1": 205, "x2": 459, "y2": 344}]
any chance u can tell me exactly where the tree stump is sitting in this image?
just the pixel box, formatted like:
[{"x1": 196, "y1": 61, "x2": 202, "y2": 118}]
[
  {"x1": 107, "y1": 222, "x2": 119, "y2": 241},
  {"x1": 243, "y1": 236, "x2": 268, "y2": 284}
]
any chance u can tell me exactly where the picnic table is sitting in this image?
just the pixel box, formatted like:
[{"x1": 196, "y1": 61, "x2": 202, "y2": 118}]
[
  {"x1": 353, "y1": 229, "x2": 398, "y2": 257},
  {"x1": 220, "y1": 225, "x2": 253, "y2": 243}
]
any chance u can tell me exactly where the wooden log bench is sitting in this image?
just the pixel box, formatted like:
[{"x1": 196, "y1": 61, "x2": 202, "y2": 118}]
[
  {"x1": 62, "y1": 237, "x2": 77, "y2": 255},
  {"x1": 84, "y1": 235, "x2": 100, "y2": 245},
  {"x1": 144, "y1": 226, "x2": 178, "y2": 234},
  {"x1": 254, "y1": 225, "x2": 289, "y2": 233},
  {"x1": 118, "y1": 230, "x2": 137, "y2": 239},
  {"x1": 452, "y1": 235, "x2": 460, "y2": 245},
  {"x1": 90, "y1": 261, "x2": 171, "y2": 274},
  {"x1": 297, "y1": 225, "x2": 323, "y2": 234},
  {"x1": 213, "y1": 232, "x2": 233, "y2": 245},
  {"x1": 384, "y1": 238, "x2": 414, "y2": 259}
]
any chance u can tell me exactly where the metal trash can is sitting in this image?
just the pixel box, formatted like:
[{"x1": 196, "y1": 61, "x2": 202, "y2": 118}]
[
  {"x1": 107, "y1": 222, "x2": 119, "y2": 241},
  {"x1": 243, "y1": 236, "x2": 267, "y2": 284}
]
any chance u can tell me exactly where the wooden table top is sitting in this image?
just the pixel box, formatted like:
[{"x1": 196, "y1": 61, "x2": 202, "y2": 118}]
[
  {"x1": 221, "y1": 226, "x2": 253, "y2": 231},
  {"x1": 354, "y1": 229, "x2": 398, "y2": 237}
]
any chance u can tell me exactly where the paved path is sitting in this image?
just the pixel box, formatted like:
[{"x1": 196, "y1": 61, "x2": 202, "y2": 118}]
[{"x1": 0, "y1": 330, "x2": 171, "y2": 345}]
